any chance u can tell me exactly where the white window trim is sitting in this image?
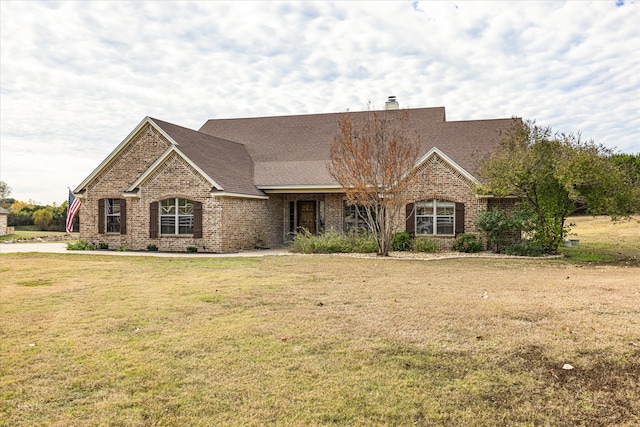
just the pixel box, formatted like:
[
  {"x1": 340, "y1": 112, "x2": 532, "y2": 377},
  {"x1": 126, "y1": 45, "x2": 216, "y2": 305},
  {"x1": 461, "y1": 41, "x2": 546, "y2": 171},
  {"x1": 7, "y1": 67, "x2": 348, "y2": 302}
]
[
  {"x1": 105, "y1": 198, "x2": 121, "y2": 234},
  {"x1": 160, "y1": 197, "x2": 194, "y2": 236},
  {"x1": 415, "y1": 199, "x2": 455, "y2": 236}
]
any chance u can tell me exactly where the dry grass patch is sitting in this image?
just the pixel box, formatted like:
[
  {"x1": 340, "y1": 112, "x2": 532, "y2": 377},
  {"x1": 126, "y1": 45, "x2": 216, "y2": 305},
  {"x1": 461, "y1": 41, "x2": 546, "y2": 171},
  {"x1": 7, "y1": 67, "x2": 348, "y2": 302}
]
[
  {"x1": 561, "y1": 215, "x2": 640, "y2": 265},
  {"x1": 1, "y1": 227, "x2": 639, "y2": 425}
]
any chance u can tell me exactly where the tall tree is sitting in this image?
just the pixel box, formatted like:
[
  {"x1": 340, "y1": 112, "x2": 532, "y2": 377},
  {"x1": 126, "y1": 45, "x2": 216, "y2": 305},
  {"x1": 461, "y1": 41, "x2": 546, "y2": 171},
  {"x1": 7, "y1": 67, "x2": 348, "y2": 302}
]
[
  {"x1": 479, "y1": 120, "x2": 638, "y2": 254},
  {"x1": 329, "y1": 109, "x2": 421, "y2": 256}
]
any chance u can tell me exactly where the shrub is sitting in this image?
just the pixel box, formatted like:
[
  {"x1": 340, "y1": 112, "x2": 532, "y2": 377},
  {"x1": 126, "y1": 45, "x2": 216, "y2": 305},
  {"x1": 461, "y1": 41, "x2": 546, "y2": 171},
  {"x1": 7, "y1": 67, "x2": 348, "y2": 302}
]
[
  {"x1": 116, "y1": 247, "x2": 129, "y2": 252},
  {"x1": 290, "y1": 229, "x2": 377, "y2": 254},
  {"x1": 66, "y1": 240, "x2": 95, "y2": 251},
  {"x1": 392, "y1": 232, "x2": 411, "y2": 251},
  {"x1": 475, "y1": 208, "x2": 530, "y2": 253},
  {"x1": 352, "y1": 234, "x2": 378, "y2": 253},
  {"x1": 147, "y1": 244, "x2": 158, "y2": 252},
  {"x1": 97, "y1": 242, "x2": 109, "y2": 250},
  {"x1": 186, "y1": 246, "x2": 198, "y2": 253},
  {"x1": 412, "y1": 237, "x2": 440, "y2": 253},
  {"x1": 504, "y1": 240, "x2": 546, "y2": 257},
  {"x1": 452, "y1": 233, "x2": 483, "y2": 253}
]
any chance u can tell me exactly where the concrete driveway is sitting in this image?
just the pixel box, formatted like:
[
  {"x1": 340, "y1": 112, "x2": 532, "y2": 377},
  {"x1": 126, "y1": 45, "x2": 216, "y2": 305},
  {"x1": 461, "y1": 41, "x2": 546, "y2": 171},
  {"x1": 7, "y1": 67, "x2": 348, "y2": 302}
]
[{"x1": 0, "y1": 242, "x2": 292, "y2": 257}]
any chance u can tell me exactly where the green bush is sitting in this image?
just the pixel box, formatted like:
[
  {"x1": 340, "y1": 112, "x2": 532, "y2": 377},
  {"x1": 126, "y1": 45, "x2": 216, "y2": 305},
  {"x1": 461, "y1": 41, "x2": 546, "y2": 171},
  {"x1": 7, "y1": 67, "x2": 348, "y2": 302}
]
[
  {"x1": 392, "y1": 232, "x2": 411, "y2": 251},
  {"x1": 504, "y1": 240, "x2": 546, "y2": 257},
  {"x1": 97, "y1": 242, "x2": 109, "y2": 250},
  {"x1": 66, "y1": 240, "x2": 95, "y2": 251},
  {"x1": 116, "y1": 247, "x2": 130, "y2": 252},
  {"x1": 475, "y1": 208, "x2": 528, "y2": 253},
  {"x1": 147, "y1": 244, "x2": 158, "y2": 252},
  {"x1": 290, "y1": 229, "x2": 377, "y2": 254},
  {"x1": 186, "y1": 246, "x2": 198, "y2": 253},
  {"x1": 411, "y1": 237, "x2": 440, "y2": 253},
  {"x1": 352, "y1": 234, "x2": 378, "y2": 253},
  {"x1": 452, "y1": 233, "x2": 483, "y2": 253}
]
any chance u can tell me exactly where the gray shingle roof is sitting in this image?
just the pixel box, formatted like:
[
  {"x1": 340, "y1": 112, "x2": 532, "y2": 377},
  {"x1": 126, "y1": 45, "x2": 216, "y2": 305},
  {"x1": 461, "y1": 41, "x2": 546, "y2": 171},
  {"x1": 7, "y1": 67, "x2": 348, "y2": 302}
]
[
  {"x1": 198, "y1": 107, "x2": 517, "y2": 186},
  {"x1": 150, "y1": 118, "x2": 265, "y2": 197}
]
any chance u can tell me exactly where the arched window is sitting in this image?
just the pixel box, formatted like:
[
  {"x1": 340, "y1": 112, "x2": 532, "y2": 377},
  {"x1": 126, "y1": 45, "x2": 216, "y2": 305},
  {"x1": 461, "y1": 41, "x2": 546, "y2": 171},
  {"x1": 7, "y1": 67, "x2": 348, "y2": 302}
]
[
  {"x1": 415, "y1": 199, "x2": 455, "y2": 236},
  {"x1": 160, "y1": 198, "x2": 194, "y2": 235}
]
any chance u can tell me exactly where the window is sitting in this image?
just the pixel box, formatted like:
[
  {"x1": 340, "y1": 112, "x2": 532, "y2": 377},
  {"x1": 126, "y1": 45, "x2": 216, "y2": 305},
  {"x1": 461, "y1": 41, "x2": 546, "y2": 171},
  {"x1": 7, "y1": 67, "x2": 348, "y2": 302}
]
[
  {"x1": 344, "y1": 203, "x2": 371, "y2": 233},
  {"x1": 98, "y1": 198, "x2": 126, "y2": 235},
  {"x1": 415, "y1": 199, "x2": 455, "y2": 236},
  {"x1": 106, "y1": 199, "x2": 121, "y2": 233},
  {"x1": 160, "y1": 198, "x2": 194, "y2": 235}
]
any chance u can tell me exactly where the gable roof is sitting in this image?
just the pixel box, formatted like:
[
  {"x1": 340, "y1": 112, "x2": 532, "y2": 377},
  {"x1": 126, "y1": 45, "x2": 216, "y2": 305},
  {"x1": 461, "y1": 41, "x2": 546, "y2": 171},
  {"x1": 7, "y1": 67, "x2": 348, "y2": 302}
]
[
  {"x1": 149, "y1": 119, "x2": 265, "y2": 198},
  {"x1": 76, "y1": 107, "x2": 518, "y2": 198},
  {"x1": 74, "y1": 117, "x2": 266, "y2": 198},
  {"x1": 198, "y1": 107, "x2": 517, "y2": 187}
]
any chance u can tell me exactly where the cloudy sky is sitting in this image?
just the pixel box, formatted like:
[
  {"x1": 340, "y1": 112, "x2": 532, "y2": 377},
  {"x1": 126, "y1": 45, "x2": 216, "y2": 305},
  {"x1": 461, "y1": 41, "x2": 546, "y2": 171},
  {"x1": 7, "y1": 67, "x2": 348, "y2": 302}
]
[{"x1": 1, "y1": 1, "x2": 638, "y2": 205}]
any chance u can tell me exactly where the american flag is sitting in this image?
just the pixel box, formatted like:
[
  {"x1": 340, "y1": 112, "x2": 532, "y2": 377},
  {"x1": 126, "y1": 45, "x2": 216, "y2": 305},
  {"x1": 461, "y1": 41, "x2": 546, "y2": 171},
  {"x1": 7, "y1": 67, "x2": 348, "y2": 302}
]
[{"x1": 66, "y1": 189, "x2": 81, "y2": 233}]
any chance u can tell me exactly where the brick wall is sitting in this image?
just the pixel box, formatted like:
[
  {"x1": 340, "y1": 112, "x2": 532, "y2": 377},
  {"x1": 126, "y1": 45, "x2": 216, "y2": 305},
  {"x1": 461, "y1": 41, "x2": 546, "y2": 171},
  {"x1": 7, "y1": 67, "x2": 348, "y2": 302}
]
[
  {"x1": 0, "y1": 214, "x2": 8, "y2": 236},
  {"x1": 402, "y1": 155, "x2": 488, "y2": 248},
  {"x1": 79, "y1": 122, "x2": 284, "y2": 252},
  {"x1": 79, "y1": 123, "x2": 172, "y2": 249},
  {"x1": 220, "y1": 196, "x2": 282, "y2": 251},
  {"x1": 78, "y1": 123, "x2": 495, "y2": 252}
]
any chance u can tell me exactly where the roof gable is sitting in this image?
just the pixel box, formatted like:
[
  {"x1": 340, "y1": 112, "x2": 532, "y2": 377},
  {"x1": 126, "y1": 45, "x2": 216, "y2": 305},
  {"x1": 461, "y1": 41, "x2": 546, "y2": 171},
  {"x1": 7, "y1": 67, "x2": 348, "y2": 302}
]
[
  {"x1": 149, "y1": 118, "x2": 265, "y2": 198},
  {"x1": 75, "y1": 117, "x2": 265, "y2": 198},
  {"x1": 125, "y1": 146, "x2": 223, "y2": 194},
  {"x1": 74, "y1": 117, "x2": 168, "y2": 193},
  {"x1": 415, "y1": 147, "x2": 479, "y2": 185}
]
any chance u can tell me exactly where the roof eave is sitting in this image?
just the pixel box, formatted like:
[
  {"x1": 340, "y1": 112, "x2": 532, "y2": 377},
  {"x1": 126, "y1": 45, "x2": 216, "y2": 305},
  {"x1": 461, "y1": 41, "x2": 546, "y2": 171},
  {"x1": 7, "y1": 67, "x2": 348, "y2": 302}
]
[
  {"x1": 258, "y1": 185, "x2": 343, "y2": 194},
  {"x1": 415, "y1": 147, "x2": 480, "y2": 185},
  {"x1": 211, "y1": 191, "x2": 269, "y2": 200}
]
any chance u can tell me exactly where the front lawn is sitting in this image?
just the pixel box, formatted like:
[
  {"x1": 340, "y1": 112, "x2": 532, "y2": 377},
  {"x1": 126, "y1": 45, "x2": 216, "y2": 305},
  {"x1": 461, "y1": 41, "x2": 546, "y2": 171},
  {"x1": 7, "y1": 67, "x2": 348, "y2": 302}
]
[{"x1": 1, "y1": 250, "x2": 638, "y2": 426}]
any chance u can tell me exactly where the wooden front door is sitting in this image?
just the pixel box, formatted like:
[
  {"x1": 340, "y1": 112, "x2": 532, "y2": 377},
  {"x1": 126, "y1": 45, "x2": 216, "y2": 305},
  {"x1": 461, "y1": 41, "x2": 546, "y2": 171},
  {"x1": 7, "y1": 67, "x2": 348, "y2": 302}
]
[{"x1": 297, "y1": 201, "x2": 316, "y2": 234}]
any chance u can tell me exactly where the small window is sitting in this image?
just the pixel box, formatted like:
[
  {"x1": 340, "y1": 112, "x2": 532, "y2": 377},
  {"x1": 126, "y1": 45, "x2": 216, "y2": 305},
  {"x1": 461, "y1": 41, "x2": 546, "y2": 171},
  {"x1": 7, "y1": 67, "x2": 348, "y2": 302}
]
[
  {"x1": 105, "y1": 199, "x2": 121, "y2": 233},
  {"x1": 415, "y1": 199, "x2": 455, "y2": 236},
  {"x1": 160, "y1": 198, "x2": 194, "y2": 235}
]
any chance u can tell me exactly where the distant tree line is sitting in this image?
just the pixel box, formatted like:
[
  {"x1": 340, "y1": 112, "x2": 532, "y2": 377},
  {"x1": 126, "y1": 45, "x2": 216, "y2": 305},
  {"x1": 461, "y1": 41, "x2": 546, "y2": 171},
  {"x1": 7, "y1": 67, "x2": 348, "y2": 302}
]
[{"x1": 0, "y1": 181, "x2": 71, "y2": 231}]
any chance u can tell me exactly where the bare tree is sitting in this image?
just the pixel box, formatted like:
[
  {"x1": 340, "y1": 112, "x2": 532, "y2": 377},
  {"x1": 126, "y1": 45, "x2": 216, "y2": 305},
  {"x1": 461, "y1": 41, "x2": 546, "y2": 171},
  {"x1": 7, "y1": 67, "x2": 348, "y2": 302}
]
[{"x1": 329, "y1": 109, "x2": 421, "y2": 256}]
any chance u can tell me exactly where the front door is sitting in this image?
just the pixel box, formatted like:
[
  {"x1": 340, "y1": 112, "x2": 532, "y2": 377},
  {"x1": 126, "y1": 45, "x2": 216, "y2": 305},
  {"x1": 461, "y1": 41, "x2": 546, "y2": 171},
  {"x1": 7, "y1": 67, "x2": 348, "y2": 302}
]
[{"x1": 297, "y1": 201, "x2": 316, "y2": 234}]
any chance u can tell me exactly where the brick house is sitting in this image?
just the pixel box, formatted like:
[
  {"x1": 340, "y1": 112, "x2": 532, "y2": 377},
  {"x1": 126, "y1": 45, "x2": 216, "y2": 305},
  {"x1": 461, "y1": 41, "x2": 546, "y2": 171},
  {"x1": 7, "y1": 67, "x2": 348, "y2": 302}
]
[{"x1": 73, "y1": 102, "x2": 518, "y2": 252}]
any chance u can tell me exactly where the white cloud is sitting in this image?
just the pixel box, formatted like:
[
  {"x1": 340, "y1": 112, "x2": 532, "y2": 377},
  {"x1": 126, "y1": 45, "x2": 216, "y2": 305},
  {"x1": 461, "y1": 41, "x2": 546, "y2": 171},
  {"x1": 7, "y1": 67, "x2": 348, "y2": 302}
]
[{"x1": 1, "y1": 0, "x2": 638, "y2": 204}]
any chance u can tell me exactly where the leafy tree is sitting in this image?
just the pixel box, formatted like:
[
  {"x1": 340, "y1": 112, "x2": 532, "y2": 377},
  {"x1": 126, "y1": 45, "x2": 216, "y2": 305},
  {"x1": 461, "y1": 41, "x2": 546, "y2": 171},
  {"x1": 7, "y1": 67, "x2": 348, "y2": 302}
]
[
  {"x1": 478, "y1": 120, "x2": 638, "y2": 254},
  {"x1": 50, "y1": 201, "x2": 68, "y2": 231},
  {"x1": 329, "y1": 109, "x2": 421, "y2": 256},
  {"x1": 10, "y1": 200, "x2": 33, "y2": 213},
  {"x1": 610, "y1": 153, "x2": 640, "y2": 186},
  {"x1": 32, "y1": 208, "x2": 53, "y2": 230},
  {"x1": 0, "y1": 180, "x2": 10, "y2": 201}
]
